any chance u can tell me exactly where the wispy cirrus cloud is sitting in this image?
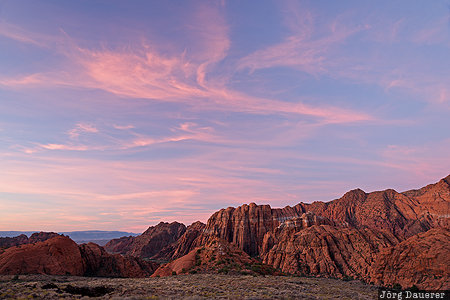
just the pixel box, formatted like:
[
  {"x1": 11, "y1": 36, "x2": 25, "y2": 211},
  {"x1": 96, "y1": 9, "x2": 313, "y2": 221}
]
[
  {"x1": 237, "y1": 2, "x2": 366, "y2": 76},
  {"x1": 20, "y1": 121, "x2": 218, "y2": 154},
  {"x1": 0, "y1": 20, "x2": 50, "y2": 47},
  {"x1": 68, "y1": 123, "x2": 98, "y2": 139},
  {"x1": 0, "y1": 4, "x2": 373, "y2": 125}
]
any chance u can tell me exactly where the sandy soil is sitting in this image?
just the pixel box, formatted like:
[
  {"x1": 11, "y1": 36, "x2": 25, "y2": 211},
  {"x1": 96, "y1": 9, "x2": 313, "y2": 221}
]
[{"x1": 0, "y1": 273, "x2": 378, "y2": 299}]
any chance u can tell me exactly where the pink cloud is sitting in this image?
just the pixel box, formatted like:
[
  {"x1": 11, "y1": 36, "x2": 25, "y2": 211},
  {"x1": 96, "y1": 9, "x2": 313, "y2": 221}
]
[
  {"x1": 113, "y1": 124, "x2": 135, "y2": 130},
  {"x1": 0, "y1": 20, "x2": 49, "y2": 47},
  {"x1": 0, "y1": 8, "x2": 373, "y2": 125},
  {"x1": 0, "y1": 73, "x2": 44, "y2": 87},
  {"x1": 237, "y1": 3, "x2": 365, "y2": 76},
  {"x1": 411, "y1": 17, "x2": 450, "y2": 46},
  {"x1": 39, "y1": 143, "x2": 89, "y2": 151},
  {"x1": 381, "y1": 139, "x2": 450, "y2": 183},
  {"x1": 68, "y1": 123, "x2": 99, "y2": 139}
]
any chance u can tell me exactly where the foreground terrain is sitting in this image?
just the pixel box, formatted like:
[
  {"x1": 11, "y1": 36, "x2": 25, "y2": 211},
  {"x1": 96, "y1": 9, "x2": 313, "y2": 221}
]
[{"x1": 0, "y1": 274, "x2": 377, "y2": 299}]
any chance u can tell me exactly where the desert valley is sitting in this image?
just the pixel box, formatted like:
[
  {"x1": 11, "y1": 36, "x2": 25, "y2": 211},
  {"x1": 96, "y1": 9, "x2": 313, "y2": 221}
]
[{"x1": 0, "y1": 175, "x2": 449, "y2": 299}]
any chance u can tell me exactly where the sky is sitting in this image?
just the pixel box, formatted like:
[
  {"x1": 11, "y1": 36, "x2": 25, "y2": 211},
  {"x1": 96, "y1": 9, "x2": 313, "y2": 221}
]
[{"x1": 0, "y1": 0, "x2": 449, "y2": 232}]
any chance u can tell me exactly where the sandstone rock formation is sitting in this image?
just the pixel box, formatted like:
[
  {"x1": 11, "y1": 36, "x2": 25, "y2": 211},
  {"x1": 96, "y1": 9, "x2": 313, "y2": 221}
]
[
  {"x1": 0, "y1": 236, "x2": 158, "y2": 277},
  {"x1": 151, "y1": 221, "x2": 206, "y2": 261},
  {"x1": 0, "y1": 234, "x2": 28, "y2": 250},
  {"x1": 369, "y1": 227, "x2": 450, "y2": 290},
  {"x1": 105, "y1": 222, "x2": 186, "y2": 258},
  {"x1": 262, "y1": 224, "x2": 399, "y2": 279},
  {"x1": 79, "y1": 242, "x2": 158, "y2": 277},
  {"x1": 201, "y1": 175, "x2": 450, "y2": 258},
  {"x1": 0, "y1": 236, "x2": 85, "y2": 275},
  {"x1": 180, "y1": 175, "x2": 449, "y2": 288},
  {"x1": 152, "y1": 237, "x2": 267, "y2": 277},
  {"x1": 203, "y1": 203, "x2": 304, "y2": 256},
  {"x1": 0, "y1": 232, "x2": 60, "y2": 251},
  {"x1": 5, "y1": 176, "x2": 447, "y2": 288}
]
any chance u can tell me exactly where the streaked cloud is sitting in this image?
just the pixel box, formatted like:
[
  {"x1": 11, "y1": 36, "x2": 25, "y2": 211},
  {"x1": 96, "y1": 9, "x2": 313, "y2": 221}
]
[{"x1": 68, "y1": 123, "x2": 99, "y2": 139}]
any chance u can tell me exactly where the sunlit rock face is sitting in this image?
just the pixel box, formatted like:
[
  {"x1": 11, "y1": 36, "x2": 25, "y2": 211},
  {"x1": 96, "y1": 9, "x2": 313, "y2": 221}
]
[{"x1": 0, "y1": 236, "x2": 158, "y2": 277}]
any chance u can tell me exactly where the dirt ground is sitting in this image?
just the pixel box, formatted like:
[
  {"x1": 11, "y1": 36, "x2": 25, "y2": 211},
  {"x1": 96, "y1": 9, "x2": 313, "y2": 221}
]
[{"x1": 0, "y1": 273, "x2": 378, "y2": 299}]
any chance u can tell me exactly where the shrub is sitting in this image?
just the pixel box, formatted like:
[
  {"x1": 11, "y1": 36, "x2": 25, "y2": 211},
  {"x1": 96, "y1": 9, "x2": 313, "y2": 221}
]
[{"x1": 342, "y1": 275, "x2": 353, "y2": 281}]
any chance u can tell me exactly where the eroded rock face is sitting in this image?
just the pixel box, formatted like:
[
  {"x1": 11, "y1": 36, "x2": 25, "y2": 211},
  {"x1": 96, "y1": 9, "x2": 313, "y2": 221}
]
[
  {"x1": 152, "y1": 237, "x2": 258, "y2": 277},
  {"x1": 151, "y1": 221, "x2": 206, "y2": 261},
  {"x1": 262, "y1": 224, "x2": 399, "y2": 279},
  {"x1": 304, "y1": 182, "x2": 449, "y2": 238},
  {"x1": 0, "y1": 236, "x2": 85, "y2": 276},
  {"x1": 0, "y1": 232, "x2": 60, "y2": 250},
  {"x1": 0, "y1": 234, "x2": 29, "y2": 250},
  {"x1": 105, "y1": 222, "x2": 186, "y2": 259},
  {"x1": 203, "y1": 203, "x2": 305, "y2": 256},
  {"x1": 0, "y1": 236, "x2": 159, "y2": 277},
  {"x1": 202, "y1": 175, "x2": 450, "y2": 258},
  {"x1": 79, "y1": 243, "x2": 158, "y2": 277},
  {"x1": 2, "y1": 175, "x2": 449, "y2": 287},
  {"x1": 369, "y1": 227, "x2": 450, "y2": 290}
]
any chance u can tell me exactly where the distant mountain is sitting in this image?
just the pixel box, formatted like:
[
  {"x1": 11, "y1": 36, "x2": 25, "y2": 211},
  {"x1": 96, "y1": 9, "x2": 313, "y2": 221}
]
[
  {"x1": 0, "y1": 230, "x2": 138, "y2": 246},
  {"x1": 60, "y1": 231, "x2": 139, "y2": 245},
  {"x1": 0, "y1": 231, "x2": 36, "y2": 238}
]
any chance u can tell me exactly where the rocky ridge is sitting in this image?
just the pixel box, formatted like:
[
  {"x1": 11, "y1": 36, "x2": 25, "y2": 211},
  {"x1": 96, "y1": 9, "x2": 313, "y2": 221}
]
[
  {"x1": 149, "y1": 175, "x2": 449, "y2": 289},
  {"x1": 0, "y1": 236, "x2": 158, "y2": 277},
  {"x1": 0, "y1": 232, "x2": 60, "y2": 251},
  {"x1": 104, "y1": 222, "x2": 186, "y2": 259},
  {"x1": 1, "y1": 175, "x2": 448, "y2": 289},
  {"x1": 369, "y1": 227, "x2": 450, "y2": 290}
]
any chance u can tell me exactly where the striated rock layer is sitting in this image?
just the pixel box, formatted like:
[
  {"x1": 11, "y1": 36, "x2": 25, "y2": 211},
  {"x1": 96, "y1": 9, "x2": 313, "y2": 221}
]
[
  {"x1": 0, "y1": 236, "x2": 158, "y2": 277},
  {"x1": 105, "y1": 222, "x2": 186, "y2": 258},
  {"x1": 262, "y1": 223, "x2": 399, "y2": 279},
  {"x1": 152, "y1": 237, "x2": 268, "y2": 277},
  {"x1": 369, "y1": 227, "x2": 450, "y2": 290},
  {"x1": 150, "y1": 175, "x2": 449, "y2": 289},
  {"x1": 202, "y1": 175, "x2": 450, "y2": 257},
  {"x1": 151, "y1": 221, "x2": 206, "y2": 261},
  {"x1": 17, "y1": 175, "x2": 442, "y2": 287}
]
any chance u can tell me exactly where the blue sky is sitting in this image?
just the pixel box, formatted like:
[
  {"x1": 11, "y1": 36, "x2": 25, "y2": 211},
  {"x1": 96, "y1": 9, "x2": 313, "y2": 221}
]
[{"x1": 0, "y1": 0, "x2": 449, "y2": 232}]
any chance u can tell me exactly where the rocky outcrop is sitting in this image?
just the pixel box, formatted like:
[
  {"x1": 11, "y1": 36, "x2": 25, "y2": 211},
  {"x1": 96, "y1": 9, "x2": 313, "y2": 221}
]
[
  {"x1": 260, "y1": 212, "x2": 336, "y2": 254},
  {"x1": 79, "y1": 242, "x2": 158, "y2": 277},
  {"x1": 105, "y1": 222, "x2": 186, "y2": 258},
  {"x1": 369, "y1": 227, "x2": 450, "y2": 290},
  {"x1": 151, "y1": 221, "x2": 206, "y2": 261},
  {"x1": 203, "y1": 203, "x2": 305, "y2": 256},
  {"x1": 303, "y1": 181, "x2": 449, "y2": 238},
  {"x1": 262, "y1": 224, "x2": 399, "y2": 279},
  {"x1": 0, "y1": 232, "x2": 60, "y2": 250},
  {"x1": 0, "y1": 234, "x2": 29, "y2": 250},
  {"x1": 0, "y1": 236, "x2": 158, "y2": 277},
  {"x1": 27, "y1": 232, "x2": 61, "y2": 243},
  {"x1": 401, "y1": 175, "x2": 450, "y2": 229},
  {"x1": 2, "y1": 175, "x2": 448, "y2": 288},
  {"x1": 202, "y1": 175, "x2": 450, "y2": 257},
  {"x1": 0, "y1": 236, "x2": 85, "y2": 275},
  {"x1": 152, "y1": 237, "x2": 270, "y2": 277}
]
